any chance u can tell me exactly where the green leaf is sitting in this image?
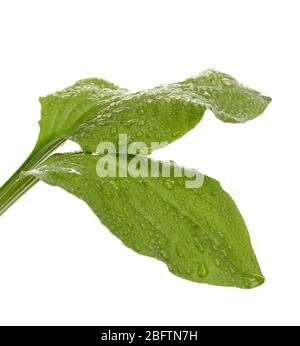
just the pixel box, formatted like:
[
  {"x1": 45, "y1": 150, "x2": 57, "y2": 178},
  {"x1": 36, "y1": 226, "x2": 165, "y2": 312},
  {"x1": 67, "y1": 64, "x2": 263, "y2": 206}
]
[
  {"x1": 26, "y1": 153, "x2": 264, "y2": 289},
  {"x1": 32, "y1": 69, "x2": 272, "y2": 155},
  {"x1": 0, "y1": 70, "x2": 271, "y2": 215},
  {"x1": 70, "y1": 69, "x2": 271, "y2": 152},
  {"x1": 179, "y1": 69, "x2": 271, "y2": 123},
  {"x1": 0, "y1": 78, "x2": 124, "y2": 215},
  {"x1": 36, "y1": 78, "x2": 126, "y2": 150}
]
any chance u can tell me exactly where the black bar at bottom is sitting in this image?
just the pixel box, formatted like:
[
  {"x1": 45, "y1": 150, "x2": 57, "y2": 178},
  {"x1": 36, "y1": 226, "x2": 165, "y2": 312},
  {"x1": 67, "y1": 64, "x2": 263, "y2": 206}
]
[{"x1": 0, "y1": 326, "x2": 293, "y2": 344}]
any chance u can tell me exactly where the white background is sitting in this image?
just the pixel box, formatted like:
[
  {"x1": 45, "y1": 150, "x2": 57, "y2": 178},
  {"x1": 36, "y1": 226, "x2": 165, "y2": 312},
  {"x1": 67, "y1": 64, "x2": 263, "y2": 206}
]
[{"x1": 0, "y1": 0, "x2": 299, "y2": 326}]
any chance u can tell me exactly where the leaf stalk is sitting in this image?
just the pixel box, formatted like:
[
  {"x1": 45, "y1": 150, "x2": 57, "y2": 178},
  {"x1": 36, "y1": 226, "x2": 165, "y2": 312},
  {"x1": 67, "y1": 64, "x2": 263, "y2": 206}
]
[{"x1": 0, "y1": 138, "x2": 64, "y2": 216}]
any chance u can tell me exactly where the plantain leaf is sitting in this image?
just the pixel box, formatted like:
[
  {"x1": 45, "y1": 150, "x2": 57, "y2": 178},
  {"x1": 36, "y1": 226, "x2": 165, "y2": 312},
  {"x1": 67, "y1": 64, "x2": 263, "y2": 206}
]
[
  {"x1": 179, "y1": 69, "x2": 271, "y2": 123},
  {"x1": 21, "y1": 69, "x2": 272, "y2": 155},
  {"x1": 0, "y1": 78, "x2": 124, "y2": 215},
  {"x1": 26, "y1": 153, "x2": 264, "y2": 289},
  {"x1": 36, "y1": 78, "x2": 126, "y2": 150},
  {"x1": 70, "y1": 69, "x2": 271, "y2": 152}
]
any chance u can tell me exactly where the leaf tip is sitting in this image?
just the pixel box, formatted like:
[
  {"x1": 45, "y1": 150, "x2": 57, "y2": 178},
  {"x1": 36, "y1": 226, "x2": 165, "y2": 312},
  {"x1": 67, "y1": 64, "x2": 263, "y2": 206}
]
[
  {"x1": 241, "y1": 272, "x2": 265, "y2": 289},
  {"x1": 263, "y1": 94, "x2": 272, "y2": 105}
]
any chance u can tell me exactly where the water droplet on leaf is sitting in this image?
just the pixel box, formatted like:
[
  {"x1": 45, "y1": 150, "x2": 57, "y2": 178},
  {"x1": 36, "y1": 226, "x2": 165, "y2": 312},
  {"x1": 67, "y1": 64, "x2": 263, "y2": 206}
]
[
  {"x1": 214, "y1": 258, "x2": 221, "y2": 267},
  {"x1": 197, "y1": 262, "x2": 208, "y2": 277},
  {"x1": 110, "y1": 126, "x2": 117, "y2": 134},
  {"x1": 242, "y1": 273, "x2": 265, "y2": 288}
]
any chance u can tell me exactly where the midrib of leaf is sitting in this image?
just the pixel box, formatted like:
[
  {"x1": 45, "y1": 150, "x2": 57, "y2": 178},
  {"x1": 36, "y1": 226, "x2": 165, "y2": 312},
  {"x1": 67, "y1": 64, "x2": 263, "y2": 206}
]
[
  {"x1": 110, "y1": 160, "x2": 263, "y2": 287},
  {"x1": 142, "y1": 178, "x2": 246, "y2": 279},
  {"x1": 128, "y1": 176, "x2": 235, "y2": 277}
]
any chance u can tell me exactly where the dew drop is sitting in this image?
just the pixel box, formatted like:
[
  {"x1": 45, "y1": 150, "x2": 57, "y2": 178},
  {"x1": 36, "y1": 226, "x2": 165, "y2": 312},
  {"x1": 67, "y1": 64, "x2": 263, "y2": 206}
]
[
  {"x1": 186, "y1": 267, "x2": 192, "y2": 275},
  {"x1": 214, "y1": 258, "x2": 221, "y2": 267},
  {"x1": 177, "y1": 265, "x2": 183, "y2": 274},
  {"x1": 123, "y1": 229, "x2": 129, "y2": 236},
  {"x1": 197, "y1": 262, "x2": 209, "y2": 277},
  {"x1": 133, "y1": 243, "x2": 141, "y2": 252},
  {"x1": 176, "y1": 245, "x2": 184, "y2": 257},
  {"x1": 222, "y1": 78, "x2": 233, "y2": 86},
  {"x1": 212, "y1": 243, "x2": 218, "y2": 251},
  {"x1": 164, "y1": 180, "x2": 175, "y2": 190},
  {"x1": 110, "y1": 126, "x2": 117, "y2": 134},
  {"x1": 160, "y1": 250, "x2": 168, "y2": 260},
  {"x1": 168, "y1": 263, "x2": 174, "y2": 271},
  {"x1": 194, "y1": 238, "x2": 204, "y2": 253},
  {"x1": 221, "y1": 250, "x2": 228, "y2": 258},
  {"x1": 241, "y1": 273, "x2": 265, "y2": 288}
]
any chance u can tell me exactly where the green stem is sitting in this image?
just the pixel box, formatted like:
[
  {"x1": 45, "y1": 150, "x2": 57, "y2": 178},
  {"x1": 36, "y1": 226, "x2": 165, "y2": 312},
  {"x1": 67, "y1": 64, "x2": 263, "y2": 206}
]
[{"x1": 0, "y1": 138, "x2": 65, "y2": 216}]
